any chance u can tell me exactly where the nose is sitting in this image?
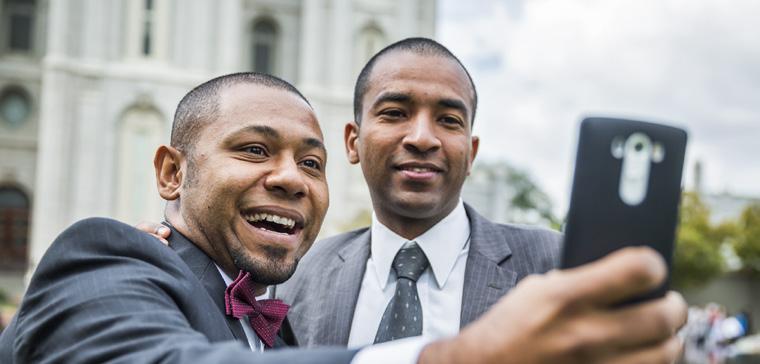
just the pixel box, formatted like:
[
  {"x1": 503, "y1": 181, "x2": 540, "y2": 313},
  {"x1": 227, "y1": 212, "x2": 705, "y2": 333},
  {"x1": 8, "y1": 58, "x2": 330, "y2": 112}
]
[
  {"x1": 263, "y1": 156, "x2": 308, "y2": 199},
  {"x1": 402, "y1": 113, "x2": 441, "y2": 154}
]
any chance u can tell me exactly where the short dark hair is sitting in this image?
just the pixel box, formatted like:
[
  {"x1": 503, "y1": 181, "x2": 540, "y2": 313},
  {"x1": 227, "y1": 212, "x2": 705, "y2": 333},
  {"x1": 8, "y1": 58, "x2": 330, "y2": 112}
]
[
  {"x1": 353, "y1": 37, "x2": 478, "y2": 125},
  {"x1": 171, "y1": 72, "x2": 310, "y2": 154}
]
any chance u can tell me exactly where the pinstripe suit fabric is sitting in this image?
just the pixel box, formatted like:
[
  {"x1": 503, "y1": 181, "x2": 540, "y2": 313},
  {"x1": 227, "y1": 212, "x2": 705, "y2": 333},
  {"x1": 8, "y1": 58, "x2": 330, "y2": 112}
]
[
  {"x1": 276, "y1": 203, "x2": 562, "y2": 347},
  {"x1": 0, "y1": 217, "x2": 358, "y2": 363}
]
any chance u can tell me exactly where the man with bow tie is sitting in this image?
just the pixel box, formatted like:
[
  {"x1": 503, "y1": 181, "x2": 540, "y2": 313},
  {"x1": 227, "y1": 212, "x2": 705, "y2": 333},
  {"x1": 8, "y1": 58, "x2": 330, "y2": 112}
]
[
  {"x1": 0, "y1": 72, "x2": 358, "y2": 363},
  {"x1": 0, "y1": 72, "x2": 687, "y2": 364}
]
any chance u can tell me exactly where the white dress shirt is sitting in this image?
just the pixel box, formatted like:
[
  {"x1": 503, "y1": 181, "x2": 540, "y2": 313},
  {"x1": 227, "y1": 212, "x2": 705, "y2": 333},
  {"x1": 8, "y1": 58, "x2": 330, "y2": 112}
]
[
  {"x1": 218, "y1": 266, "x2": 430, "y2": 364},
  {"x1": 348, "y1": 200, "x2": 471, "y2": 347}
]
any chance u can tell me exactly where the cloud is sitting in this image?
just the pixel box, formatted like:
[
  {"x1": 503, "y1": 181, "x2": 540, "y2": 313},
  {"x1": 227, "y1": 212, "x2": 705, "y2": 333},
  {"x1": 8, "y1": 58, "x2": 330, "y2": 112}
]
[{"x1": 439, "y1": 0, "x2": 760, "y2": 213}]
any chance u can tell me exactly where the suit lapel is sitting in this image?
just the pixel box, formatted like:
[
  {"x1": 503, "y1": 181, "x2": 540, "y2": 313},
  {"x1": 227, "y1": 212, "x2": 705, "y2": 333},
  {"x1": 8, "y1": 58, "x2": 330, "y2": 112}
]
[
  {"x1": 460, "y1": 204, "x2": 518, "y2": 328},
  {"x1": 313, "y1": 230, "x2": 371, "y2": 346},
  {"x1": 165, "y1": 224, "x2": 248, "y2": 344}
]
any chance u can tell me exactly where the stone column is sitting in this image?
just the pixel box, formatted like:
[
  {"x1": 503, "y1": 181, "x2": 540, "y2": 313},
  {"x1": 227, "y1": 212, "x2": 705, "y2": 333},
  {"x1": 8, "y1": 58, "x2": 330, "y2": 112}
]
[
  {"x1": 329, "y1": 0, "x2": 352, "y2": 92},
  {"x1": 70, "y1": 88, "x2": 106, "y2": 221},
  {"x1": 28, "y1": 0, "x2": 73, "y2": 280},
  {"x1": 81, "y1": 0, "x2": 105, "y2": 60},
  {"x1": 298, "y1": 0, "x2": 325, "y2": 90},
  {"x1": 399, "y1": 0, "x2": 419, "y2": 39},
  {"x1": 217, "y1": 0, "x2": 243, "y2": 72}
]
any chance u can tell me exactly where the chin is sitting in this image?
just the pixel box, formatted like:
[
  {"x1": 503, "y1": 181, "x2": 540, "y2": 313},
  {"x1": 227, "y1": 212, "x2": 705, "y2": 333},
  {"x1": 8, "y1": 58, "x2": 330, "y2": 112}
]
[
  {"x1": 231, "y1": 246, "x2": 298, "y2": 285},
  {"x1": 392, "y1": 195, "x2": 444, "y2": 216}
]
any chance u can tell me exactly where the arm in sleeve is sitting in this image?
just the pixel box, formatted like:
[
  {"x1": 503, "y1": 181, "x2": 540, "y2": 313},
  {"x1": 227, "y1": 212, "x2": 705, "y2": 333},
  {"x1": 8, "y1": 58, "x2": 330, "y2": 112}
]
[{"x1": 12, "y1": 218, "x2": 358, "y2": 364}]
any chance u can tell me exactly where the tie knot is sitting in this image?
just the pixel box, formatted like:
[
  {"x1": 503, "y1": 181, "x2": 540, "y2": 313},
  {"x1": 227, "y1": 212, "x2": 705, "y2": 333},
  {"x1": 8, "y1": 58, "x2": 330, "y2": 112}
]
[
  {"x1": 392, "y1": 242, "x2": 429, "y2": 282},
  {"x1": 224, "y1": 271, "x2": 289, "y2": 348}
]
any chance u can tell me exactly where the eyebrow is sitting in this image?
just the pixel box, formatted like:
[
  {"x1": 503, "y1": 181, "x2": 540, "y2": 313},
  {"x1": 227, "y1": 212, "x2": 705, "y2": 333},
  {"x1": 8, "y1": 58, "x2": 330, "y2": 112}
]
[
  {"x1": 228, "y1": 124, "x2": 326, "y2": 154},
  {"x1": 372, "y1": 92, "x2": 412, "y2": 107},
  {"x1": 438, "y1": 98, "x2": 470, "y2": 120},
  {"x1": 302, "y1": 137, "x2": 327, "y2": 154},
  {"x1": 237, "y1": 125, "x2": 281, "y2": 140},
  {"x1": 373, "y1": 92, "x2": 470, "y2": 120}
]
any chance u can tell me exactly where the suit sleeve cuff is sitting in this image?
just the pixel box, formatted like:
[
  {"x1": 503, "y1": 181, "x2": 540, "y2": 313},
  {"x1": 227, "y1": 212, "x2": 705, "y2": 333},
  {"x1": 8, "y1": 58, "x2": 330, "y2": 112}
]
[{"x1": 350, "y1": 336, "x2": 433, "y2": 364}]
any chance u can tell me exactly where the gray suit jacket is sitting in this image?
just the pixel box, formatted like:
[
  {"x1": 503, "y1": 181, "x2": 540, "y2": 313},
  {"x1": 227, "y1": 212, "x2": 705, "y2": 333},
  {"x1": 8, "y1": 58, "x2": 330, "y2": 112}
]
[
  {"x1": 0, "y1": 217, "x2": 358, "y2": 363},
  {"x1": 276, "y1": 203, "x2": 562, "y2": 347}
]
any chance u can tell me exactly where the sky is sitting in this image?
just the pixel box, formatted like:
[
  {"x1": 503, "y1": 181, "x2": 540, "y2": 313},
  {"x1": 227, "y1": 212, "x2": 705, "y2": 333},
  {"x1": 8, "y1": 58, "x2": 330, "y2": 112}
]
[{"x1": 438, "y1": 0, "x2": 760, "y2": 214}]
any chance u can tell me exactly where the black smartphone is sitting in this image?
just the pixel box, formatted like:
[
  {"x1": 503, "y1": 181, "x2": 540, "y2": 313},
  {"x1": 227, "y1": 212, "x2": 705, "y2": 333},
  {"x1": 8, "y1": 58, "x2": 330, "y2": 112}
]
[{"x1": 561, "y1": 117, "x2": 688, "y2": 303}]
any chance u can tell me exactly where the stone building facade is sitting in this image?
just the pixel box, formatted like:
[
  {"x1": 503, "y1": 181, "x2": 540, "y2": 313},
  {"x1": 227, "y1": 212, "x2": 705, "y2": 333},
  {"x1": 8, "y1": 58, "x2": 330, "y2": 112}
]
[{"x1": 0, "y1": 0, "x2": 436, "y2": 295}]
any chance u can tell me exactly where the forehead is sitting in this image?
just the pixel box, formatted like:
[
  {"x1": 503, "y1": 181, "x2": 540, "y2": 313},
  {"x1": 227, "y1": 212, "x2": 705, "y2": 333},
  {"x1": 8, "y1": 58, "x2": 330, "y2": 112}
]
[
  {"x1": 364, "y1": 51, "x2": 474, "y2": 109},
  {"x1": 207, "y1": 83, "x2": 323, "y2": 142}
]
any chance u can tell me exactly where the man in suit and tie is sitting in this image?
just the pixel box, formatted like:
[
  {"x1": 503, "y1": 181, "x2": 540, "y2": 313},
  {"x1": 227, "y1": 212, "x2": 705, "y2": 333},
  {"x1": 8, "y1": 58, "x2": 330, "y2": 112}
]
[
  {"x1": 22, "y1": 69, "x2": 686, "y2": 363},
  {"x1": 275, "y1": 37, "x2": 564, "y2": 348},
  {"x1": 0, "y1": 72, "x2": 364, "y2": 363}
]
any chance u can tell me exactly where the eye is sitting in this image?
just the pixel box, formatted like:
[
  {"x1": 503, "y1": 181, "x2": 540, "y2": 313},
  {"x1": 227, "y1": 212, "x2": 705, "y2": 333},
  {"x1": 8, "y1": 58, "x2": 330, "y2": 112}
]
[
  {"x1": 380, "y1": 109, "x2": 406, "y2": 119},
  {"x1": 440, "y1": 115, "x2": 464, "y2": 127},
  {"x1": 244, "y1": 145, "x2": 268, "y2": 156},
  {"x1": 300, "y1": 159, "x2": 322, "y2": 171}
]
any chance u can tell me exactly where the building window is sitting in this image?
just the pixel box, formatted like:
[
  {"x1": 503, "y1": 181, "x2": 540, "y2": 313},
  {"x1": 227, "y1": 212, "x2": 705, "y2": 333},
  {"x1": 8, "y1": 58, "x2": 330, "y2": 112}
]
[
  {"x1": 2, "y1": 0, "x2": 36, "y2": 53},
  {"x1": 126, "y1": 0, "x2": 167, "y2": 60},
  {"x1": 142, "y1": 0, "x2": 155, "y2": 56},
  {"x1": 0, "y1": 87, "x2": 31, "y2": 128},
  {"x1": 250, "y1": 18, "x2": 279, "y2": 74},
  {"x1": 0, "y1": 186, "x2": 29, "y2": 271}
]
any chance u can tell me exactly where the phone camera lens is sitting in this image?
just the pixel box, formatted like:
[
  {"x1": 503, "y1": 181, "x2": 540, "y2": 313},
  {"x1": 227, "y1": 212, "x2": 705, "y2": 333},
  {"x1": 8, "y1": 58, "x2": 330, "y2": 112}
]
[{"x1": 635, "y1": 142, "x2": 644, "y2": 152}]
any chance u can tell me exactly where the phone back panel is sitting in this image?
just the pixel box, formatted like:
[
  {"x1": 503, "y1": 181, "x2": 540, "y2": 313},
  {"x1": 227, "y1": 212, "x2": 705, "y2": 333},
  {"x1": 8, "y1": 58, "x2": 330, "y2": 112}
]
[{"x1": 561, "y1": 117, "x2": 687, "y2": 300}]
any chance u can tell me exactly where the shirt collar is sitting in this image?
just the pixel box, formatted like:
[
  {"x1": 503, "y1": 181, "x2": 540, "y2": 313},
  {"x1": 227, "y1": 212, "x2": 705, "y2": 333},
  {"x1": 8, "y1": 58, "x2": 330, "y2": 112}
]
[
  {"x1": 216, "y1": 264, "x2": 235, "y2": 286},
  {"x1": 370, "y1": 199, "x2": 470, "y2": 290}
]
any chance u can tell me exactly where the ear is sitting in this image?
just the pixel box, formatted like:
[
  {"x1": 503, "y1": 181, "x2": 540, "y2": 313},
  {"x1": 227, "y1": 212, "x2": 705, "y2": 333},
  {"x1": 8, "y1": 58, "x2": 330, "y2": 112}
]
[
  {"x1": 467, "y1": 135, "x2": 480, "y2": 175},
  {"x1": 344, "y1": 121, "x2": 361, "y2": 165},
  {"x1": 154, "y1": 145, "x2": 185, "y2": 201}
]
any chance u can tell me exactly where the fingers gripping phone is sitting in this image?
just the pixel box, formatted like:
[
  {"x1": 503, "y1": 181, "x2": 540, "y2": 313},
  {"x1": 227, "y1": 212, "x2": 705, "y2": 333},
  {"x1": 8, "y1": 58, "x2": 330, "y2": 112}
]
[{"x1": 561, "y1": 117, "x2": 688, "y2": 303}]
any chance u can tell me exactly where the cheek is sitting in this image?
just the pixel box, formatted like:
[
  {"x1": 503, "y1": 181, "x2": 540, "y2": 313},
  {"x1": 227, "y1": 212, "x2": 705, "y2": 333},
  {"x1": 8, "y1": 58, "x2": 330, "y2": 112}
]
[
  {"x1": 315, "y1": 191, "x2": 329, "y2": 217},
  {"x1": 298, "y1": 239, "x2": 316, "y2": 255},
  {"x1": 308, "y1": 182, "x2": 330, "y2": 217}
]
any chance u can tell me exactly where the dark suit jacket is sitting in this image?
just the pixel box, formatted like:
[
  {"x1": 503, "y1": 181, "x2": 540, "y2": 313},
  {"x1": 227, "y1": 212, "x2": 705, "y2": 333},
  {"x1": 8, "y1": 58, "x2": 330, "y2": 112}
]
[
  {"x1": 0, "y1": 217, "x2": 358, "y2": 363},
  {"x1": 276, "y1": 203, "x2": 562, "y2": 347}
]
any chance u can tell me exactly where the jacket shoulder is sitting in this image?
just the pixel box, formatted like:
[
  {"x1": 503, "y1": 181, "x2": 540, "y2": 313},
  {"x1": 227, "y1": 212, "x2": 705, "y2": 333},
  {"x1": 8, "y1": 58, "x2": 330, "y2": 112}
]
[
  {"x1": 495, "y1": 222, "x2": 563, "y2": 245},
  {"x1": 493, "y1": 221, "x2": 563, "y2": 273},
  {"x1": 276, "y1": 227, "x2": 369, "y2": 300},
  {"x1": 36, "y1": 217, "x2": 181, "y2": 272},
  {"x1": 301, "y1": 227, "x2": 370, "y2": 264}
]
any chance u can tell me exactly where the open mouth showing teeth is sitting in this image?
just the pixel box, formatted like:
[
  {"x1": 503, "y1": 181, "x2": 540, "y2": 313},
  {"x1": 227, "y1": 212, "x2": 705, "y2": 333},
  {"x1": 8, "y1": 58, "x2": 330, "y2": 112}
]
[{"x1": 243, "y1": 213, "x2": 298, "y2": 235}]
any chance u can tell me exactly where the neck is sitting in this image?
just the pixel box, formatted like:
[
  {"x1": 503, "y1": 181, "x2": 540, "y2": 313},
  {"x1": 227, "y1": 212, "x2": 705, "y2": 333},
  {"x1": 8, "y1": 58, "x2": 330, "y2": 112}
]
[{"x1": 374, "y1": 201, "x2": 458, "y2": 240}]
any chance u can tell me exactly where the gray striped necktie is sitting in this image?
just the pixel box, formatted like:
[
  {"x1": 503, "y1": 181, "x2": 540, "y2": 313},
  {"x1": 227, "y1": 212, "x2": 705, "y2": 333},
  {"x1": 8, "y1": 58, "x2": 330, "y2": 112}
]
[{"x1": 374, "y1": 241, "x2": 429, "y2": 343}]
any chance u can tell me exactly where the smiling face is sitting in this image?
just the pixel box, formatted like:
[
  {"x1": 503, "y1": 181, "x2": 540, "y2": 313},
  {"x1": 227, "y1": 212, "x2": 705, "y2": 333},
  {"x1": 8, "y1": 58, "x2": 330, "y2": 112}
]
[
  {"x1": 175, "y1": 83, "x2": 328, "y2": 284},
  {"x1": 345, "y1": 51, "x2": 479, "y2": 239}
]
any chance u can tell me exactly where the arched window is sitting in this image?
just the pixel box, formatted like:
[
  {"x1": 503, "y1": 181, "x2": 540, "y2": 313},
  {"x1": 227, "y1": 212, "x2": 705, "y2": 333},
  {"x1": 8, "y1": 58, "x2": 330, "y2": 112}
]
[
  {"x1": 0, "y1": 186, "x2": 30, "y2": 270},
  {"x1": 0, "y1": 87, "x2": 32, "y2": 128},
  {"x1": 2, "y1": 0, "x2": 36, "y2": 53},
  {"x1": 250, "y1": 18, "x2": 279, "y2": 74},
  {"x1": 116, "y1": 107, "x2": 165, "y2": 224},
  {"x1": 355, "y1": 24, "x2": 386, "y2": 74}
]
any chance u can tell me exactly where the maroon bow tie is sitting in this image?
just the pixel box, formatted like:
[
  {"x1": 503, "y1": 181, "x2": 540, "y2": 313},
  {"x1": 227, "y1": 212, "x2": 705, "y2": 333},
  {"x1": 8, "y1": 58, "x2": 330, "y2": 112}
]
[{"x1": 224, "y1": 271, "x2": 289, "y2": 348}]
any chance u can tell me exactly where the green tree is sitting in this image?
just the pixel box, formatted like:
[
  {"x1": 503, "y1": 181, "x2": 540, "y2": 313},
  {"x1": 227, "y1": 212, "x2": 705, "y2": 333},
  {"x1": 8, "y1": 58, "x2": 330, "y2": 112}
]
[
  {"x1": 672, "y1": 192, "x2": 726, "y2": 289},
  {"x1": 506, "y1": 168, "x2": 560, "y2": 229},
  {"x1": 734, "y1": 203, "x2": 760, "y2": 276}
]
